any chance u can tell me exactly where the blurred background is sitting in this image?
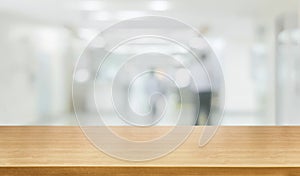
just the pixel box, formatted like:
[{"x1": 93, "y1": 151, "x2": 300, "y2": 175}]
[{"x1": 0, "y1": 0, "x2": 299, "y2": 125}]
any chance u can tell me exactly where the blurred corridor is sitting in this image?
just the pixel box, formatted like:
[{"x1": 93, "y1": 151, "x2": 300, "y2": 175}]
[{"x1": 0, "y1": 0, "x2": 299, "y2": 125}]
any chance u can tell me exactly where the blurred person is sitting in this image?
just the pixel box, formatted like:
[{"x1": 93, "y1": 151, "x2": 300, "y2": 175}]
[
  {"x1": 190, "y1": 53, "x2": 212, "y2": 125},
  {"x1": 145, "y1": 69, "x2": 166, "y2": 120}
]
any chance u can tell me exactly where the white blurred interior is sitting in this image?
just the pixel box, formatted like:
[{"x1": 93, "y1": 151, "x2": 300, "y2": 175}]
[{"x1": 0, "y1": 0, "x2": 299, "y2": 125}]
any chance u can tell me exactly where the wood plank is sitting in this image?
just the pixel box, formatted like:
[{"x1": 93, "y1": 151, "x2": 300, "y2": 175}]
[
  {"x1": 1, "y1": 126, "x2": 300, "y2": 175},
  {"x1": 2, "y1": 167, "x2": 300, "y2": 176}
]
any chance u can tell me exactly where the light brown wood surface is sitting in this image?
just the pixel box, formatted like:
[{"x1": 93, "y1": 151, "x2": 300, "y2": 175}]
[{"x1": 1, "y1": 126, "x2": 300, "y2": 176}]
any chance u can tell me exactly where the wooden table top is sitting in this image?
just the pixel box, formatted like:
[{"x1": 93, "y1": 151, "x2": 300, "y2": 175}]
[{"x1": 1, "y1": 126, "x2": 300, "y2": 176}]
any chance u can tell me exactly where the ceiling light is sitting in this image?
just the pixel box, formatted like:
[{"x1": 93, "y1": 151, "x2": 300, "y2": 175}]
[
  {"x1": 89, "y1": 11, "x2": 112, "y2": 21},
  {"x1": 149, "y1": 1, "x2": 170, "y2": 11},
  {"x1": 78, "y1": 28, "x2": 98, "y2": 40},
  {"x1": 117, "y1": 11, "x2": 147, "y2": 20},
  {"x1": 79, "y1": 0, "x2": 104, "y2": 11}
]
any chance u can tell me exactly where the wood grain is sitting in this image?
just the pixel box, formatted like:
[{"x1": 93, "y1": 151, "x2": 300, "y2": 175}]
[{"x1": 1, "y1": 126, "x2": 300, "y2": 176}]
